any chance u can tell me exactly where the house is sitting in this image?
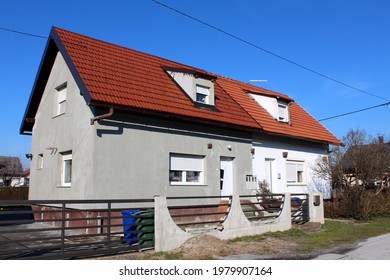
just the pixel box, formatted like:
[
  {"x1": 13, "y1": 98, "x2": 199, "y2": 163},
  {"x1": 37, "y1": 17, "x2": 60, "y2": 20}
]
[{"x1": 20, "y1": 27, "x2": 341, "y2": 204}]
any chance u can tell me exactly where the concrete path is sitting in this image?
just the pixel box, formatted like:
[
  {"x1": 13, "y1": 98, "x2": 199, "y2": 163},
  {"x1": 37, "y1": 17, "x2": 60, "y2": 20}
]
[{"x1": 313, "y1": 233, "x2": 390, "y2": 260}]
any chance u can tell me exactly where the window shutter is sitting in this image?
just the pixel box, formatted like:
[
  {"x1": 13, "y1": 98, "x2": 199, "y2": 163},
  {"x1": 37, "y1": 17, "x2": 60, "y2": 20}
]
[
  {"x1": 170, "y1": 155, "x2": 203, "y2": 171},
  {"x1": 286, "y1": 162, "x2": 296, "y2": 182},
  {"x1": 196, "y1": 85, "x2": 209, "y2": 95}
]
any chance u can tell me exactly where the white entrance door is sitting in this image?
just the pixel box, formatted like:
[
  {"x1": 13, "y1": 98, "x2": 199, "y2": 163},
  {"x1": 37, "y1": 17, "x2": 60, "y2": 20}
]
[
  {"x1": 220, "y1": 157, "x2": 234, "y2": 196},
  {"x1": 264, "y1": 158, "x2": 275, "y2": 192}
]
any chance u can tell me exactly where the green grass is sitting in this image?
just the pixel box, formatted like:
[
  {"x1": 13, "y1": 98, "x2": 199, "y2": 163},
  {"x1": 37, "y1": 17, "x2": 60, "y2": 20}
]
[
  {"x1": 228, "y1": 227, "x2": 305, "y2": 243},
  {"x1": 297, "y1": 216, "x2": 390, "y2": 251},
  {"x1": 228, "y1": 216, "x2": 390, "y2": 253},
  {"x1": 144, "y1": 251, "x2": 184, "y2": 260},
  {"x1": 141, "y1": 217, "x2": 390, "y2": 259}
]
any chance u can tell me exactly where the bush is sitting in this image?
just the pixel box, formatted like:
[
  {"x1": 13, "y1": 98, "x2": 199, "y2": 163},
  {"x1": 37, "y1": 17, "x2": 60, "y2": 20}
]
[{"x1": 324, "y1": 188, "x2": 390, "y2": 220}]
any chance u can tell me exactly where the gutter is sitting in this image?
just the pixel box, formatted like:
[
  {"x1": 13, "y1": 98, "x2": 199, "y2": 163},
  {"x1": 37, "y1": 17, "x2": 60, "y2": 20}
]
[{"x1": 90, "y1": 107, "x2": 114, "y2": 125}]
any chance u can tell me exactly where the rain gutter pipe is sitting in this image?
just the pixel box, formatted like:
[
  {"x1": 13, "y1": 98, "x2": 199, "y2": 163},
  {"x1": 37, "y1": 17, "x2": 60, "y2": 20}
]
[{"x1": 90, "y1": 107, "x2": 114, "y2": 125}]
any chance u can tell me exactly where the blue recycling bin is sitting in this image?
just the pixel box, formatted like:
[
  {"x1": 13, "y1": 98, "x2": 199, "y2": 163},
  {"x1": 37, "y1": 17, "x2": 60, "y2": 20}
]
[{"x1": 121, "y1": 209, "x2": 140, "y2": 244}]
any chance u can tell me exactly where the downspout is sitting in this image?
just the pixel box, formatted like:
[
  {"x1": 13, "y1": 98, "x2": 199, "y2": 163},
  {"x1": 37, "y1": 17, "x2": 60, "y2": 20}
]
[{"x1": 90, "y1": 107, "x2": 114, "y2": 125}]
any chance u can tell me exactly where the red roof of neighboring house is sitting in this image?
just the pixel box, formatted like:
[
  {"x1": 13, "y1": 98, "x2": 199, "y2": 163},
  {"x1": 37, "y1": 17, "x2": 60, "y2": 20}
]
[
  {"x1": 23, "y1": 169, "x2": 30, "y2": 176},
  {"x1": 20, "y1": 27, "x2": 341, "y2": 144}
]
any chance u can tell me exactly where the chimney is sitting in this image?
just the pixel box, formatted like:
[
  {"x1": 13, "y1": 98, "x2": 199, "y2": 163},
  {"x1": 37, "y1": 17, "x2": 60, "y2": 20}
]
[{"x1": 378, "y1": 136, "x2": 384, "y2": 144}]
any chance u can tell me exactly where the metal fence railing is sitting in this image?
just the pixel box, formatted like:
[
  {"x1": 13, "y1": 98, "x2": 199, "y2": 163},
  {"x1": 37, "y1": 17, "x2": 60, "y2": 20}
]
[
  {"x1": 0, "y1": 199, "x2": 154, "y2": 260},
  {"x1": 239, "y1": 194, "x2": 285, "y2": 222},
  {"x1": 166, "y1": 196, "x2": 231, "y2": 232},
  {"x1": 291, "y1": 194, "x2": 310, "y2": 224}
]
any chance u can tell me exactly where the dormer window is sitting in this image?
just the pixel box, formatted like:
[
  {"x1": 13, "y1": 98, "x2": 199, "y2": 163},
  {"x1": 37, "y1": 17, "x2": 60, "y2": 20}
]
[
  {"x1": 278, "y1": 102, "x2": 289, "y2": 122},
  {"x1": 196, "y1": 85, "x2": 210, "y2": 104},
  {"x1": 248, "y1": 91, "x2": 291, "y2": 123},
  {"x1": 163, "y1": 66, "x2": 216, "y2": 107}
]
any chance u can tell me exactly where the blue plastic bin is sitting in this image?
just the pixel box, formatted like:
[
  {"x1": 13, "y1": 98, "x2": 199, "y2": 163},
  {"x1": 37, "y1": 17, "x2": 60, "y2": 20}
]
[{"x1": 121, "y1": 209, "x2": 140, "y2": 244}]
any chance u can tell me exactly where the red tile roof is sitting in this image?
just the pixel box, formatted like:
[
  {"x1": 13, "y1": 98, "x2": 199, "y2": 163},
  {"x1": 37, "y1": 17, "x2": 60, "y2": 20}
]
[
  {"x1": 54, "y1": 27, "x2": 260, "y2": 130},
  {"x1": 216, "y1": 77, "x2": 342, "y2": 144},
  {"x1": 21, "y1": 27, "x2": 341, "y2": 144}
]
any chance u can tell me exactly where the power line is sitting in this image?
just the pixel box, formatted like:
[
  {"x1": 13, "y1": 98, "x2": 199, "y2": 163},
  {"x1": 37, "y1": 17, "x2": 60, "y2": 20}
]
[
  {"x1": 0, "y1": 27, "x2": 48, "y2": 40},
  {"x1": 2, "y1": 22, "x2": 389, "y2": 122},
  {"x1": 152, "y1": 0, "x2": 390, "y2": 102},
  {"x1": 319, "y1": 102, "x2": 390, "y2": 121}
]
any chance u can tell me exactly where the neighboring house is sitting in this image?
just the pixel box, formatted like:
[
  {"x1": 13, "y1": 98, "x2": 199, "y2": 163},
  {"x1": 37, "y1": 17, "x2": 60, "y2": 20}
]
[
  {"x1": 17, "y1": 169, "x2": 30, "y2": 187},
  {"x1": 20, "y1": 27, "x2": 341, "y2": 203},
  {"x1": 0, "y1": 156, "x2": 23, "y2": 187}
]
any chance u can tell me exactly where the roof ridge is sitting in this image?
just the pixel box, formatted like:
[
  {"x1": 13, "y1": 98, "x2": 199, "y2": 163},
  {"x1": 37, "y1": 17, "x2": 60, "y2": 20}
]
[
  {"x1": 53, "y1": 26, "x2": 215, "y2": 77},
  {"x1": 216, "y1": 73, "x2": 292, "y2": 100}
]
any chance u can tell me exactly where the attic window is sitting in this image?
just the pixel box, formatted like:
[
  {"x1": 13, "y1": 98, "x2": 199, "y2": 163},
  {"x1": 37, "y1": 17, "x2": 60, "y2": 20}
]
[
  {"x1": 163, "y1": 67, "x2": 216, "y2": 107},
  {"x1": 55, "y1": 82, "x2": 67, "y2": 116},
  {"x1": 249, "y1": 92, "x2": 290, "y2": 123},
  {"x1": 196, "y1": 85, "x2": 210, "y2": 104},
  {"x1": 278, "y1": 102, "x2": 289, "y2": 122}
]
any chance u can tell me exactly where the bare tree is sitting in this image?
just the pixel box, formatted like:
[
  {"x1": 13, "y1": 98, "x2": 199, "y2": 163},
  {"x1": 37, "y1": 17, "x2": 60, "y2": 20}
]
[
  {"x1": 313, "y1": 128, "x2": 390, "y2": 195},
  {"x1": 0, "y1": 157, "x2": 23, "y2": 187}
]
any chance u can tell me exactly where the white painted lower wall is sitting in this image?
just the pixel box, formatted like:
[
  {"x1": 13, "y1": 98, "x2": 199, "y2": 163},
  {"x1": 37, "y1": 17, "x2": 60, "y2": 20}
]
[{"x1": 252, "y1": 134, "x2": 331, "y2": 196}]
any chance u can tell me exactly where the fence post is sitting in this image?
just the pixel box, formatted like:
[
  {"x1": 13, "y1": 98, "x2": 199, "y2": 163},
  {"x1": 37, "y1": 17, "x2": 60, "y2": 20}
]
[
  {"x1": 107, "y1": 202, "x2": 112, "y2": 249},
  {"x1": 154, "y1": 195, "x2": 193, "y2": 252},
  {"x1": 280, "y1": 193, "x2": 292, "y2": 227},
  {"x1": 61, "y1": 203, "x2": 66, "y2": 254},
  {"x1": 309, "y1": 193, "x2": 325, "y2": 224}
]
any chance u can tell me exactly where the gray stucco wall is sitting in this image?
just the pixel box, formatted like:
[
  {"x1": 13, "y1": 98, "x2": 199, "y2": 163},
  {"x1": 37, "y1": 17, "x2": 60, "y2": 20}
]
[
  {"x1": 29, "y1": 52, "x2": 95, "y2": 200},
  {"x1": 91, "y1": 113, "x2": 254, "y2": 199}
]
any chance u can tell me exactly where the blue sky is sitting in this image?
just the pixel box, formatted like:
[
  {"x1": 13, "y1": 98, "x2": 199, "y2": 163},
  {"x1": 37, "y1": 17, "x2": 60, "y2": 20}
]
[{"x1": 1, "y1": 0, "x2": 389, "y2": 168}]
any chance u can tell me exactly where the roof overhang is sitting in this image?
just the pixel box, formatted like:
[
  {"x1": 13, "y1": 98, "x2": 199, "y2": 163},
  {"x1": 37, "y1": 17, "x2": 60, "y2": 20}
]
[
  {"x1": 245, "y1": 89, "x2": 294, "y2": 103},
  {"x1": 20, "y1": 27, "x2": 92, "y2": 135},
  {"x1": 161, "y1": 65, "x2": 217, "y2": 81}
]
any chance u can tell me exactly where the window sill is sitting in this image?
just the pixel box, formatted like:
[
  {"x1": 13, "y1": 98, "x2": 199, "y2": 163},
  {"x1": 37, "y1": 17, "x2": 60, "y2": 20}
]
[
  {"x1": 57, "y1": 185, "x2": 71, "y2": 188},
  {"x1": 287, "y1": 183, "x2": 307, "y2": 187},
  {"x1": 52, "y1": 113, "x2": 65, "y2": 119},
  {"x1": 170, "y1": 183, "x2": 207, "y2": 187}
]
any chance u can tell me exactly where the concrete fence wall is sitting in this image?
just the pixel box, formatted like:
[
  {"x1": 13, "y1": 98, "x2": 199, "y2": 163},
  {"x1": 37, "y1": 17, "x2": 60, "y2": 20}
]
[{"x1": 154, "y1": 192, "x2": 324, "y2": 252}]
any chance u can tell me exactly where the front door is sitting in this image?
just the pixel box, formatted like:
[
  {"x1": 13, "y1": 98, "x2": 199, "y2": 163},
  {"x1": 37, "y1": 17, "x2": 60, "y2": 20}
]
[
  {"x1": 264, "y1": 158, "x2": 275, "y2": 192},
  {"x1": 220, "y1": 157, "x2": 234, "y2": 196}
]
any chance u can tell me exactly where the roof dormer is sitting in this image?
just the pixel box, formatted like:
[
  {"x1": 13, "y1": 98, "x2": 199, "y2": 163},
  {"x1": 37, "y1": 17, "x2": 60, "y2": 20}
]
[
  {"x1": 162, "y1": 66, "x2": 216, "y2": 108},
  {"x1": 248, "y1": 90, "x2": 292, "y2": 123}
]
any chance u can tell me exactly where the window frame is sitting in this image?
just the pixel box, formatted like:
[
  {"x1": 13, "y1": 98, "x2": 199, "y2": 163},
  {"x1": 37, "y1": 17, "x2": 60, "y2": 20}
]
[
  {"x1": 277, "y1": 102, "x2": 289, "y2": 122},
  {"x1": 61, "y1": 152, "x2": 72, "y2": 187},
  {"x1": 55, "y1": 83, "x2": 67, "y2": 117},
  {"x1": 169, "y1": 154, "x2": 205, "y2": 185},
  {"x1": 286, "y1": 160, "x2": 305, "y2": 185},
  {"x1": 195, "y1": 85, "x2": 210, "y2": 104},
  {"x1": 37, "y1": 153, "x2": 44, "y2": 169}
]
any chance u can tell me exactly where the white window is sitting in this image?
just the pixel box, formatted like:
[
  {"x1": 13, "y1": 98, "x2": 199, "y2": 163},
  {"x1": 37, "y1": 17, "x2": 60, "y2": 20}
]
[
  {"x1": 169, "y1": 154, "x2": 204, "y2": 185},
  {"x1": 61, "y1": 152, "x2": 72, "y2": 187},
  {"x1": 37, "y1": 154, "x2": 44, "y2": 169},
  {"x1": 278, "y1": 102, "x2": 289, "y2": 122},
  {"x1": 286, "y1": 160, "x2": 305, "y2": 184},
  {"x1": 196, "y1": 85, "x2": 210, "y2": 104},
  {"x1": 56, "y1": 83, "x2": 67, "y2": 116}
]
